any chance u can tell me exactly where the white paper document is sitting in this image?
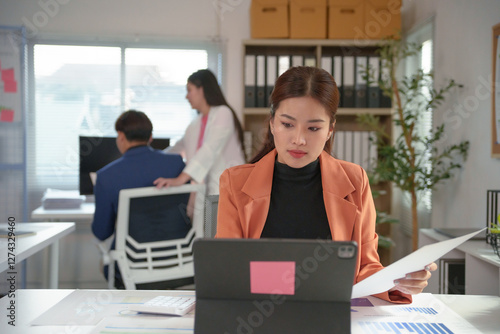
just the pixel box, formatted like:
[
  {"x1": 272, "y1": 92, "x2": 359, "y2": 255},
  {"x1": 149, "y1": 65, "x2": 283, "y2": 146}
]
[
  {"x1": 352, "y1": 228, "x2": 486, "y2": 299},
  {"x1": 351, "y1": 293, "x2": 481, "y2": 334}
]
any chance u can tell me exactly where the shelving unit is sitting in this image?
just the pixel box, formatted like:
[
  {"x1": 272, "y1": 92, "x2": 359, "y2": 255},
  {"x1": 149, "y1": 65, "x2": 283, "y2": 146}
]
[
  {"x1": 242, "y1": 38, "x2": 394, "y2": 264},
  {"x1": 242, "y1": 38, "x2": 392, "y2": 157}
]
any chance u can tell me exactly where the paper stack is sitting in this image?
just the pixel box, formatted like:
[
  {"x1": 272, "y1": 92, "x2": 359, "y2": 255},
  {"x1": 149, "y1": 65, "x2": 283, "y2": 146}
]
[{"x1": 42, "y1": 188, "x2": 85, "y2": 209}]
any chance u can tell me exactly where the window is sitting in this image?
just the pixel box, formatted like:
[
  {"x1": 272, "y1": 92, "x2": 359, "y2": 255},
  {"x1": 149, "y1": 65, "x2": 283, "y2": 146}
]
[
  {"x1": 399, "y1": 20, "x2": 434, "y2": 235},
  {"x1": 27, "y1": 41, "x2": 214, "y2": 200}
]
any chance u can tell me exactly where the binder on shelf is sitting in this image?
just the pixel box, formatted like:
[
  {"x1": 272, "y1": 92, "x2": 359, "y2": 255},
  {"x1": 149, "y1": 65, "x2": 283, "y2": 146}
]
[
  {"x1": 355, "y1": 56, "x2": 368, "y2": 108},
  {"x1": 256, "y1": 55, "x2": 266, "y2": 108},
  {"x1": 368, "y1": 131, "x2": 378, "y2": 169},
  {"x1": 291, "y1": 55, "x2": 304, "y2": 67},
  {"x1": 334, "y1": 131, "x2": 345, "y2": 160},
  {"x1": 344, "y1": 131, "x2": 353, "y2": 163},
  {"x1": 278, "y1": 55, "x2": 290, "y2": 75},
  {"x1": 342, "y1": 56, "x2": 355, "y2": 108},
  {"x1": 244, "y1": 55, "x2": 256, "y2": 108},
  {"x1": 352, "y1": 131, "x2": 362, "y2": 166},
  {"x1": 333, "y1": 55, "x2": 343, "y2": 104},
  {"x1": 379, "y1": 58, "x2": 392, "y2": 108},
  {"x1": 304, "y1": 55, "x2": 316, "y2": 67},
  {"x1": 368, "y1": 56, "x2": 380, "y2": 108},
  {"x1": 320, "y1": 56, "x2": 333, "y2": 75},
  {"x1": 266, "y1": 55, "x2": 278, "y2": 103},
  {"x1": 360, "y1": 131, "x2": 370, "y2": 171},
  {"x1": 243, "y1": 131, "x2": 253, "y2": 162}
]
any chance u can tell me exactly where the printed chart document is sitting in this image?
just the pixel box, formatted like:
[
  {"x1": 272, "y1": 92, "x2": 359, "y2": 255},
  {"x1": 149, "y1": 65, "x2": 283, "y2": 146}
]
[
  {"x1": 351, "y1": 293, "x2": 481, "y2": 334},
  {"x1": 352, "y1": 228, "x2": 486, "y2": 299}
]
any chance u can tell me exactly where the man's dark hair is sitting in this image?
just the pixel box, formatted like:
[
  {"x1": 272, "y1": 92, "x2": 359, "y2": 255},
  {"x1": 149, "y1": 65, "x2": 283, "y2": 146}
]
[{"x1": 115, "y1": 110, "x2": 153, "y2": 142}]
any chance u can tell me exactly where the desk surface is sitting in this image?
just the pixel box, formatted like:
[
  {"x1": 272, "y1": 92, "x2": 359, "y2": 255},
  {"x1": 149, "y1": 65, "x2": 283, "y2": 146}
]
[
  {"x1": 0, "y1": 222, "x2": 75, "y2": 272},
  {"x1": 1, "y1": 289, "x2": 499, "y2": 333},
  {"x1": 31, "y1": 203, "x2": 95, "y2": 221}
]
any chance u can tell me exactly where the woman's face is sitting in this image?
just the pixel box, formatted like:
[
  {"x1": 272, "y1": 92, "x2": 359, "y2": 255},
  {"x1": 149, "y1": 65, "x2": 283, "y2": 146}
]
[
  {"x1": 185, "y1": 82, "x2": 205, "y2": 111},
  {"x1": 270, "y1": 96, "x2": 334, "y2": 169}
]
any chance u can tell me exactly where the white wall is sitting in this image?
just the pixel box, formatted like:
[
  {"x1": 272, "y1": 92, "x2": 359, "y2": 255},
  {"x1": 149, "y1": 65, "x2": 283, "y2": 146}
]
[
  {"x1": 402, "y1": 0, "x2": 500, "y2": 228},
  {"x1": 388, "y1": 0, "x2": 500, "y2": 260}
]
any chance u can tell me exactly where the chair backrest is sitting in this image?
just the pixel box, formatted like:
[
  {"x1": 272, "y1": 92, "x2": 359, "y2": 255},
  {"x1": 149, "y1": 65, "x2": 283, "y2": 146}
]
[
  {"x1": 204, "y1": 194, "x2": 219, "y2": 238},
  {"x1": 113, "y1": 184, "x2": 206, "y2": 289}
]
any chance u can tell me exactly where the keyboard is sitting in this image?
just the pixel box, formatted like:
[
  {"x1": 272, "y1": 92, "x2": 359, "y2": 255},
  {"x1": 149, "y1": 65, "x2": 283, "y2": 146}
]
[{"x1": 129, "y1": 296, "x2": 196, "y2": 316}]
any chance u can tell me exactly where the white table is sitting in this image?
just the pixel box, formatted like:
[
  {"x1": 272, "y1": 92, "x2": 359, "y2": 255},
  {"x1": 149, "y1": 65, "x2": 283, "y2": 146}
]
[
  {"x1": 419, "y1": 228, "x2": 500, "y2": 296},
  {"x1": 0, "y1": 222, "x2": 75, "y2": 289},
  {"x1": 31, "y1": 203, "x2": 95, "y2": 221},
  {"x1": 1, "y1": 289, "x2": 499, "y2": 333}
]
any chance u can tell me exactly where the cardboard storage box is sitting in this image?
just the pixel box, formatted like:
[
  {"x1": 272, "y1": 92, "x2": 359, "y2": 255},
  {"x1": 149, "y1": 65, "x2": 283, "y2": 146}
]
[
  {"x1": 364, "y1": 0, "x2": 401, "y2": 39},
  {"x1": 328, "y1": 0, "x2": 365, "y2": 39},
  {"x1": 290, "y1": 0, "x2": 327, "y2": 39},
  {"x1": 251, "y1": 0, "x2": 289, "y2": 38}
]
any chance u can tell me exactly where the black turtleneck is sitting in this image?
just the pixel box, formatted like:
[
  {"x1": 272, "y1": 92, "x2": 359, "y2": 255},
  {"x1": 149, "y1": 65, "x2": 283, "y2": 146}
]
[{"x1": 260, "y1": 158, "x2": 331, "y2": 239}]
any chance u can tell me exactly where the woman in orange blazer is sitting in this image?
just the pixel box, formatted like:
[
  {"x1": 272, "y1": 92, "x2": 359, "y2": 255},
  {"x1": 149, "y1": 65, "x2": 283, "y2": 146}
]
[{"x1": 216, "y1": 66, "x2": 436, "y2": 303}]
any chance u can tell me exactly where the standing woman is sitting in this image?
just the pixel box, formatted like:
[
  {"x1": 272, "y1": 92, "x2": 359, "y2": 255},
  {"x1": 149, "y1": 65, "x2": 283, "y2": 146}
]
[
  {"x1": 154, "y1": 69, "x2": 246, "y2": 195},
  {"x1": 216, "y1": 66, "x2": 436, "y2": 303}
]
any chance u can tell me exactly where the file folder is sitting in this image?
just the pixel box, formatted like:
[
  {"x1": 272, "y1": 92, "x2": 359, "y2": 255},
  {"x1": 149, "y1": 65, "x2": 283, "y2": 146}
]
[
  {"x1": 360, "y1": 131, "x2": 370, "y2": 171},
  {"x1": 278, "y1": 55, "x2": 290, "y2": 75},
  {"x1": 291, "y1": 54, "x2": 304, "y2": 67},
  {"x1": 335, "y1": 130, "x2": 345, "y2": 160},
  {"x1": 355, "y1": 56, "x2": 368, "y2": 108},
  {"x1": 320, "y1": 56, "x2": 333, "y2": 75},
  {"x1": 379, "y1": 58, "x2": 392, "y2": 108},
  {"x1": 342, "y1": 56, "x2": 355, "y2": 108},
  {"x1": 244, "y1": 55, "x2": 256, "y2": 108},
  {"x1": 368, "y1": 56, "x2": 380, "y2": 108},
  {"x1": 352, "y1": 131, "x2": 362, "y2": 166},
  {"x1": 266, "y1": 55, "x2": 278, "y2": 103},
  {"x1": 344, "y1": 131, "x2": 353, "y2": 162},
  {"x1": 256, "y1": 55, "x2": 266, "y2": 107},
  {"x1": 304, "y1": 55, "x2": 317, "y2": 67},
  {"x1": 333, "y1": 56, "x2": 343, "y2": 105}
]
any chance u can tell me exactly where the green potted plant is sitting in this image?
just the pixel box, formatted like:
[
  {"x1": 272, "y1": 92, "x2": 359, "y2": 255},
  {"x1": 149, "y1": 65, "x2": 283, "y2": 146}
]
[{"x1": 358, "y1": 38, "x2": 470, "y2": 251}]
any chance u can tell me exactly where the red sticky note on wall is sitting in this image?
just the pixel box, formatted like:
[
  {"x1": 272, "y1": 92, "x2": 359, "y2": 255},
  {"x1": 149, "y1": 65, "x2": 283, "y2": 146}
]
[
  {"x1": 3, "y1": 80, "x2": 17, "y2": 93},
  {"x1": 250, "y1": 261, "x2": 295, "y2": 295},
  {"x1": 1, "y1": 69, "x2": 14, "y2": 81},
  {"x1": 0, "y1": 109, "x2": 14, "y2": 122}
]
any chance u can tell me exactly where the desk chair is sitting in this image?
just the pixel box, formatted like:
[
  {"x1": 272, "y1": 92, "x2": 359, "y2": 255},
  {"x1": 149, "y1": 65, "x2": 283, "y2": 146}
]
[
  {"x1": 203, "y1": 194, "x2": 219, "y2": 238},
  {"x1": 107, "y1": 184, "x2": 206, "y2": 290}
]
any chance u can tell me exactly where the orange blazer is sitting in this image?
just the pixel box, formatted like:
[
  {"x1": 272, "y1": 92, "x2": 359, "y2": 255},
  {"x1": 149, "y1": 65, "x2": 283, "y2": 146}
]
[{"x1": 216, "y1": 149, "x2": 411, "y2": 303}]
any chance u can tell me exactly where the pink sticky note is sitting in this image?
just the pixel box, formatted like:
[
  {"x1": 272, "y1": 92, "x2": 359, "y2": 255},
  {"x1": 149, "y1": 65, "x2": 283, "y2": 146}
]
[
  {"x1": 3, "y1": 80, "x2": 17, "y2": 93},
  {"x1": 0, "y1": 109, "x2": 14, "y2": 122},
  {"x1": 1, "y1": 69, "x2": 14, "y2": 81},
  {"x1": 250, "y1": 261, "x2": 295, "y2": 295}
]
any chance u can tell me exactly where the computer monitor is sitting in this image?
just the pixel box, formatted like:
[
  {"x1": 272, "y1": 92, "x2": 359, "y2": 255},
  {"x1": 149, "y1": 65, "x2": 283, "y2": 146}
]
[{"x1": 79, "y1": 136, "x2": 170, "y2": 195}]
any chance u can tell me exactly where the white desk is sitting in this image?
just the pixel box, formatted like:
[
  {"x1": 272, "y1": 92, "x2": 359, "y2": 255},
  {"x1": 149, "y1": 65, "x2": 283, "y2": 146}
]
[
  {"x1": 0, "y1": 289, "x2": 499, "y2": 333},
  {"x1": 31, "y1": 203, "x2": 95, "y2": 221},
  {"x1": 30, "y1": 204, "x2": 107, "y2": 289},
  {"x1": 0, "y1": 222, "x2": 75, "y2": 289},
  {"x1": 419, "y1": 228, "x2": 500, "y2": 296}
]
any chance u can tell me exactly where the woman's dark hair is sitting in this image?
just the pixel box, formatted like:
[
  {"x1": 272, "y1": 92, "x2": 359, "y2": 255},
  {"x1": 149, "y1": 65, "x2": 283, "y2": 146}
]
[
  {"x1": 250, "y1": 66, "x2": 340, "y2": 163},
  {"x1": 188, "y1": 69, "x2": 245, "y2": 159},
  {"x1": 115, "y1": 109, "x2": 152, "y2": 142}
]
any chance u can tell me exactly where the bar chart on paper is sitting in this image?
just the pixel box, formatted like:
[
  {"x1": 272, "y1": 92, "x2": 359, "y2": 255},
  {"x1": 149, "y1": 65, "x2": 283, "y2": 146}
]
[
  {"x1": 356, "y1": 320, "x2": 454, "y2": 334},
  {"x1": 351, "y1": 294, "x2": 481, "y2": 334}
]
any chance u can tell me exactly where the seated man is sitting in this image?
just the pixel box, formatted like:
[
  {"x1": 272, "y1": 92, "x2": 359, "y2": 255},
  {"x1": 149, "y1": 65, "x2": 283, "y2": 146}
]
[{"x1": 91, "y1": 110, "x2": 188, "y2": 289}]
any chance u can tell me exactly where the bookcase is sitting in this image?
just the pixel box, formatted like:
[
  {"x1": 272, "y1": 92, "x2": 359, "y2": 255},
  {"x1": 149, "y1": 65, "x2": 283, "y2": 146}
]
[{"x1": 242, "y1": 38, "x2": 394, "y2": 264}]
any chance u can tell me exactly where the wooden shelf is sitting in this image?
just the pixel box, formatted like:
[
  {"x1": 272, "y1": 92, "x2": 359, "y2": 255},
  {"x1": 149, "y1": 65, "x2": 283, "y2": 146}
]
[
  {"x1": 243, "y1": 39, "x2": 384, "y2": 47},
  {"x1": 244, "y1": 107, "x2": 392, "y2": 116}
]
